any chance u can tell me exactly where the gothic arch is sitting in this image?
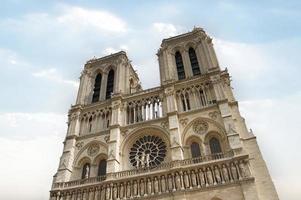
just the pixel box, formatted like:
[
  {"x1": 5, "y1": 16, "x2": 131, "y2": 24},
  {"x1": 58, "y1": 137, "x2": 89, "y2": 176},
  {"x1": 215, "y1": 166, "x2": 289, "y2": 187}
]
[
  {"x1": 184, "y1": 41, "x2": 197, "y2": 51},
  {"x1": 73, "y1": 140, "x2": 108, "y2": 167},
  {"x1": 182, "y1": 117, "x2": 226, "y2": 145},
  {"x1": 92, "y1": 153, "x2": 108, "y2": 166}
]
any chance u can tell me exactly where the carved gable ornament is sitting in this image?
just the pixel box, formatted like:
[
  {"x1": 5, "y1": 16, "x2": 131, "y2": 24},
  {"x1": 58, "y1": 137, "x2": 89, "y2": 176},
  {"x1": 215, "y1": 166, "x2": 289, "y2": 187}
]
[
  {"x1": 192, "y1": 120, "x2": 208, "y2": 135},
  {"x1": 87, "y1": 143, "x2": 100, "y2": 156}
]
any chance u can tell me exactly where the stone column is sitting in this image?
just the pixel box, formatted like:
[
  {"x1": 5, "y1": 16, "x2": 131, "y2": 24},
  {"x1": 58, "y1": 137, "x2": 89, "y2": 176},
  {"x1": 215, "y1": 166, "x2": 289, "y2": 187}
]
[
  {"x1": 164, "y1": 86, "x2": 184, "y2": 161},
  {"x1": 107, "y1": 97, "x2": 122, "y2": 174},
  {"x1": 100, "y1": 72, "x2": 108, "y2": 101}
]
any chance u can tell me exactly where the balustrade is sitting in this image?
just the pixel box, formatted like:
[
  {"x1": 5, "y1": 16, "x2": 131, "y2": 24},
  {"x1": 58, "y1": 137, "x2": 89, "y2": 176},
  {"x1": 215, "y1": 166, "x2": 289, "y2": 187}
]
[
  {"x1": 125, "y1": 95, "x2": 163, "y2": 125},
  {"x1": 51, "y1": 154, "x2": 251, "y2": 200},
  {"x1": 176, "y1": 82, "x2": 216, "y2": 112}
]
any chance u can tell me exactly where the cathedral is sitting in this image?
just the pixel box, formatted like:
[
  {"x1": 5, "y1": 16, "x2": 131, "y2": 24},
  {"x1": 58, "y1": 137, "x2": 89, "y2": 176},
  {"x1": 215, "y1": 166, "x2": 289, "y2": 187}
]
[{"x1": 50, "y1": 27, "x2": 279, "y2": 200}]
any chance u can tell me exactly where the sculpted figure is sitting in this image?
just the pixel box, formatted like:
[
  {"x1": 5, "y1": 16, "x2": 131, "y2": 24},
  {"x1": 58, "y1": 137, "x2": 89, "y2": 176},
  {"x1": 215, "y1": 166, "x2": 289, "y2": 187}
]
[
  {"x1": 127, "y1": 182, "x2": 131, "y2": 198},
  {"x1": 161, "y1": 176, "x2": 166, "y2": 193},
  {"x1": 206, "y1": 167, "x2": 213, "y2": 185},
  {"x1": 100, "y1": 186, "x2": 106, "y2": 200},
  {"x1": 183, "y1": 172, "x2": 190, "y2": 188},
  {"x1": 135, "y1": 155, "x2": 140, "y2": 168},
  {"x1": 198, "y1": 169, "x2": 205, "y2": 187},
  {"x1": 113, "y1": 184, "x2": 117, "y2": 199},
  {"x1": 119, "y1": 183, "x2": 124, "y2": 199},
  {"x1": 191, "y1": 171, "x2": 197, "y2": 187},
  {"x1": 147, "y1": 178, "x2": 152, "y2": 195},
  {"x1": 140, "y1": 179, "x2": 145, "y2": 196},
  {"x1": 168, "y1": 174, "x2": 173, "y2": 191},
  {"x1": 141, "y1": 152, "x2": 146, "y2": 167},
  {"x1": 133, "y1": 181, "x2": 138, "y2": 197},
  {"x1": 222, "y1": 164, "x2": 229, "y2": 183},
  {"x1": 85, "y1": 165, "x2": 90, "y2": 179},
  {"x1": 146, "y1": 153, "x2": 150, "y2": 167},
  {"x1": 105, "y1": 186, "x2": 110, "y2": 200},
  {"x1": 239, "y1": 161, "x2": 249, "y2": 178},
  {"x1": 231, "y1": 163, "x2": 238, "y2": 180},
  {"x1": 214, "y1": 166, "x2": 221, "y2": 184},
  {"x1": 154, "y1": 177, "x2": 159, "y2": 194},
  {"x1": 175, "y1": 173, "x2": 181, "y2": 190}
]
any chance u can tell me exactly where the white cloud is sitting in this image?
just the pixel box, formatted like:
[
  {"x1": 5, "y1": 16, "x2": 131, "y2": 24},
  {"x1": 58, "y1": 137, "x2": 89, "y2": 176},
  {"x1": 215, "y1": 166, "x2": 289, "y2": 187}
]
[
  {"x1": 32, "y1": 68, "x2": 79, "y2": 88},
  {"x1": 57, "y1": 6, "x2": 127, "y2": 33},
  {"x1": 152, "y1": 22, "x2": 179, "y2": 37},
  {"x1": 214, "y1": 39, "x2": 269, "y2": 80},
  {"x1": 102, "y1": 45, "x2": 129, "y2": 55},
  {"x1": 239, "y1": 93, "x2": 301, "y2": 200},
  {"x1": 0, "y1": 112, "x2": 66, "y2": 200}
]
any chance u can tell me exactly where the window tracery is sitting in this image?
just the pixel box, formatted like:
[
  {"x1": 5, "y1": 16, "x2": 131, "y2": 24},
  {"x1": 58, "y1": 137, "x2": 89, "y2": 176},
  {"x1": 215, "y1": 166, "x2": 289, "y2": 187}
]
[{"x1": 129, "y1": 135, "x2": 166, "y2": 168}]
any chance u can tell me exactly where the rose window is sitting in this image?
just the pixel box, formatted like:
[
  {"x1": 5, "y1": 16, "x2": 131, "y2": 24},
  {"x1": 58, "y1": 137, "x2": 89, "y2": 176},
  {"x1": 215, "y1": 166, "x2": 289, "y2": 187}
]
[{"x1": 129, "y1": 135, "x2": 167, "y2": 168}]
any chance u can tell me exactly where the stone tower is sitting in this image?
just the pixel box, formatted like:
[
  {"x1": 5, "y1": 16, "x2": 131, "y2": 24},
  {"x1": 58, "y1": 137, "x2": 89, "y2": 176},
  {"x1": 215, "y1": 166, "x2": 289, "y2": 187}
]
[{"x1": 50, "y1": 28, "x2": 279, "y2": 200}]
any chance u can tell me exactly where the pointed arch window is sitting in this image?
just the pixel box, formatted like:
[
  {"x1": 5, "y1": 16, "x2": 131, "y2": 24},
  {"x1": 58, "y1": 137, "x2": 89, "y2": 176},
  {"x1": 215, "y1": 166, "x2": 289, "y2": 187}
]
[
  {"x1": 106, "y1": 70, "x2": 114, "y2": 99},
  {"x1": 190, "y1": 142, "x2": 201, "y2": 158},
  {"x1": 88, "y1": 116, "x2": 93, "y2": 132},
  {"x1": 81, "y1": 163, "x2": 90, "y2": 179},
  {"x1": 175, "y1": 51, "x2": 186, "y2": 80},
  {"x1": 98, "y1": 159, "x2": 107, "y2": 177},
  {"x1": 189, "y1": 47, "x2": 200, "y2": 76},
  {"x1": 92, "y1": 73, "x2": 102, "y2": 103},
  {"x1": 209, "y1": 137, "x2": 222, "y2": 159}
]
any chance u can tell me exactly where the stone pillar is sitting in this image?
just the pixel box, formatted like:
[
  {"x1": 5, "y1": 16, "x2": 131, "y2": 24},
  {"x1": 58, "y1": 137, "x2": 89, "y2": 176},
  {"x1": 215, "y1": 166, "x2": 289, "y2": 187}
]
[
  {"x1": 100, "y1": 72, "x2": 108, "y2": 101},
  {"x1": 164, "y1": 86, "x2": 184, "y2": 161},
  {"x1": 107, "y1": 97, "x2": 122, "y2": 173}
]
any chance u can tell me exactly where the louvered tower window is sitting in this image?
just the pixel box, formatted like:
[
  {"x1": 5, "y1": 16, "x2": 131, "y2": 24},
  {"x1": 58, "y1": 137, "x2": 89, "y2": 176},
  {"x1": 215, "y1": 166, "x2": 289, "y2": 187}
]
[
  {"x1": 106, "y1": 70, "x2": 114, "y2": 99},
  {"x1": 175, "y1": 51, "x2": 186, "y2": 80},
  {"x1": 189, "y1": 47, "x2": 201, "y2": 76},
  {"x1": 92, "y1": 73, "x2": 102, "y2": 103}
]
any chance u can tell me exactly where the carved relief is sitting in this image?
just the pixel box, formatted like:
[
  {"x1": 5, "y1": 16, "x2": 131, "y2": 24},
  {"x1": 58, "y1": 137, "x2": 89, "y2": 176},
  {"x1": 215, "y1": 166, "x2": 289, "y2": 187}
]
[
  {"x1": 209, "y1": 111, "x2": 220, "y2": 120},
  {"x1": 87, "y1": 144, "x2": 100, "y2": 156},
  {"x1": 180, "y1": 118, "x2": 188, "y2": 126},
  {"x1": 161, "y1": 121, "x2": 169, "y2": 129},
  {"x1": 75, "y1": 141, "x2": 84, "y2": 150},
  {"x1": 193, "y1": 120, "x2": 208, "y2": 135}
]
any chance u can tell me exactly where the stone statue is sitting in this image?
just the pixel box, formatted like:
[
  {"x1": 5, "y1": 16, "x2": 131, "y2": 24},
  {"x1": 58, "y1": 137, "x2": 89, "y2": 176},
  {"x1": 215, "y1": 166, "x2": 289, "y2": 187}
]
[
  {"x1": 239, "y1": 161, "x2": 248, "y2": 178},
  {"x1": 147, "y1": 178, "x2": 152, "y2": 195},
  {"x1": 135, "y1": 155, "x2": 140, "y2": 168},
  {"x1": 120, "y1": 183, "x2": 124, "y2": 199},
  {"x1": 100, "y1": 186, "x2": 105, "y2": 200},
  {"x1": 161, "y1": 176, "x2": 166, "y2": 193},
  {"x1": 222, "y1": 164, "x2": 229, "y2": 183},
  {"x1": 168, "y1": 175, "x2": 173, "y2": 191},
  {"x1": 141, "y1": 152, "x2": 146, "y2": 167},
  {"x1": 183, "y1": 172, "x2": 190, "y2": 189},
  {"x1": 154, "y1": 177, "x2": 159, "y2": 194},
  {"x1": 113, "y1": 184, "x2": 117, "y2": 199},
  {"x1": 127, "y1": 182, "x2": 131, "y2": 198},
  {"x1": 175, "y1": 173, "x2": 181, "y2": 190},
  {"x1": 140, "y1": 179, "x2": 145, "y2": 196},
  {"x1": 206, "y1": 168, "x2": 213, "y2": 185},
  {"x1": 133, "y1": 181, "x2": 138, "y2": 197},
  {"x1": 191, "y1": 171, "x2": 197, "y2": 187},
  {"x1": 146, "y1": 153, "x2": 150, "y2": 167},
  {"x1": 105, "y1": 186, "x2": 110, "y2": 200},
  {"x1": 231, "y1": 163, "x2": 238, "y2": 180},
  {"x1": 214, "y1": 166, "x2": 221, "y2": 184},
  {"x1": 198, "y1": 169, "x2": 205, "y2": 187},
  {"x1": 85, "y1": 165, "x2": 90, "y2": 179}
]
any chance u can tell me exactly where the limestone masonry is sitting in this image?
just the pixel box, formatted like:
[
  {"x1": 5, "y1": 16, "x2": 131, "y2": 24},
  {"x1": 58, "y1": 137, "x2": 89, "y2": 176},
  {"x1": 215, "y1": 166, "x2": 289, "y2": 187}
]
[{"x1": 50, "y1": 27, "x2": 279, "y2": 200}]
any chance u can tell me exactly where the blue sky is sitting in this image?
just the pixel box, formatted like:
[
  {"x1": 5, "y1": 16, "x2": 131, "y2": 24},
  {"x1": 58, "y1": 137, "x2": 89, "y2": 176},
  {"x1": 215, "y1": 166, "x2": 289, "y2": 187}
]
[{"x1": 0, "y1": 1, "x2": 300, "y2": 199}]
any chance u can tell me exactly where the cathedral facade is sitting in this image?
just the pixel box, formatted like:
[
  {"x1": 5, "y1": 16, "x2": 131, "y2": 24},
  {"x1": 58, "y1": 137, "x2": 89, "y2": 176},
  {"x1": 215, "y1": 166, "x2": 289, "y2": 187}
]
[{"x1": 50, "y1": 28, "x2": 279, "y2": 200}]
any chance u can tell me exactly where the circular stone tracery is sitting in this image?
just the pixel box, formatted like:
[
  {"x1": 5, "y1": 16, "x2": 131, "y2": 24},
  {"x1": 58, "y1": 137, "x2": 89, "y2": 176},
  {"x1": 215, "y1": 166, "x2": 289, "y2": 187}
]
[{"x1": 129, "y1": 135, "x2": 167, "y2": 168}]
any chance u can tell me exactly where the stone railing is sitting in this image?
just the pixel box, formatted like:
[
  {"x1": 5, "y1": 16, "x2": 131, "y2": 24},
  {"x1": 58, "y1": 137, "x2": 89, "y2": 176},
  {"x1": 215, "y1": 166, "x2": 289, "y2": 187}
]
[
  {"x1": 123, "y1": 88, "x2": 164, "y2": 125},
  {"x1": 50, "y1": 154, "x2": 252, "y2": 200},
  {"x1": 175, "y1": 81, "x2": 216, "y2": 112}
]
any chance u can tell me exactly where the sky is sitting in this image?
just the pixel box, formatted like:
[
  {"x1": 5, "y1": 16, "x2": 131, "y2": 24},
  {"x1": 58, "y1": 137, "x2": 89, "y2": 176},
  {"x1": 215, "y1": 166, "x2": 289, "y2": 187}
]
[{"x1": 0, "y1": 0, "x2": 300, "y2": 199}]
